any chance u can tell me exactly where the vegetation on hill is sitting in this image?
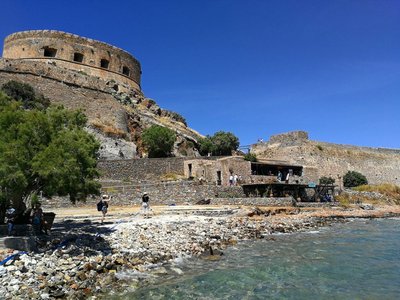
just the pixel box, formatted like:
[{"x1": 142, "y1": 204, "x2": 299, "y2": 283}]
[
  {"x1": 319, "y1": 176, "x2": 335, "y2": 185},
  {"x1": 142, "y1": 125, "x2": 176, "y2": 158},
  {"x1": 161, "y1": 109, "x2": 187, "y2": 126},
  {"x1": 244, "y1": 153, "x2": 258, "y2": 162},
  {"x1": 198, "y1": 131, "x2": 239, "y2": 156},
  {"x1": 343, "y1": 171, "x2": 368, "y2": 187},
  {"x1": 0, "y1": 89, "x2": 101, "y2": 219},
  {"x1": 1, "y1": 80, "x2": 50, "y2": 110},
  {"x1": 336, "y1": 183, "x2": 400, "y2": 207},
  {"x1": 354, "y1": 184, "x2": 400, "y2": 204}
]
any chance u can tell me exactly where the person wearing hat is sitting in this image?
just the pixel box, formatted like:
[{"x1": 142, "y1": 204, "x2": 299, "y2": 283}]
[
  {"x1": 97, "y1": 194, "x2": 109, "y2": 224},
  {"x1": 141, "y1": 192, "x2": 150, "y2": 215}
]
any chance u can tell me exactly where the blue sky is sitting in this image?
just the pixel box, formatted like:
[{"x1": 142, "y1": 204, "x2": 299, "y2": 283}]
[{"x1": 1, "y1": 0, "x2": 399, "y2": 148}]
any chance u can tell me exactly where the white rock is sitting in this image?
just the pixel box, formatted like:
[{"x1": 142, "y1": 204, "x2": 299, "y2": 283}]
[
  {"x1": 40, "y1": 293, "x2": 50, "y2": 299},
  {"x1": 0, "y1": 266, "x2": 7, "y2": 276}
]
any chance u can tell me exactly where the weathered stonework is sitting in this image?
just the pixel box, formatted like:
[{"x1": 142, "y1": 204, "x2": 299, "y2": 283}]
[
  {"x1": 3, "y1": 30, "x2": 141, "y2": 93},
  {"x1": 184, "y1": 156, "x2": 251, "y2": 185},
  {"x1": 0, "y1": 30, "x2": 203, "y2": 159},
  {"x1": 252, "y1": 131, "x2": 400, "y2": 186},
  {"x1": 41, "y1": 181, "x2": 291, "y2": 209},
  {"x1": 97, "y1": 157, "x2": 188, "y2": 182}
]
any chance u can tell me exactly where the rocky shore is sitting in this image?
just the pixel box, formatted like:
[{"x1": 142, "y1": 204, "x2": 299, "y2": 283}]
[{"x1": 0, "y1": 205, "x2": 399, "y2": 299}]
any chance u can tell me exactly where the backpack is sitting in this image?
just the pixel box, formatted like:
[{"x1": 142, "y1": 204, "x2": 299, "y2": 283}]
[{"x1": 97, "y1": 201, "x2": 103, "y2": 212}]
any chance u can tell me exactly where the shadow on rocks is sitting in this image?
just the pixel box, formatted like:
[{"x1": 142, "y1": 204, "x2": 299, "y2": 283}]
[{"x1": 34, "y1": 219, "x2": 116, "y2": 256}]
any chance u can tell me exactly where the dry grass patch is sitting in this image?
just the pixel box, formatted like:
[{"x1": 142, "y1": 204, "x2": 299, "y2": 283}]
[
  {"x1": 160, "y1": 173, "x2": 185, "y2": 181},
  {"x1": 90, "y1": 119, "x2": 127, "y2": 139},
  {"x1": 354, "y1": 184, "x2": 400, "y2": 204}
]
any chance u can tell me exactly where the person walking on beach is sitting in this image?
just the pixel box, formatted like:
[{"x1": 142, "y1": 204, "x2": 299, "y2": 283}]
[
  {"x1": 141, "y1": 192, "x2": 150, "y2": 217},
  {"x1": 97, "y1": 195, "x2": 109, "y2": 224}
]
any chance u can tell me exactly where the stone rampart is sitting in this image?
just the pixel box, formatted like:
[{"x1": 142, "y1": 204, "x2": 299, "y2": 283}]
[
  {"x1": 41, "y1": 181, "x2": 291, "y2": 209},
  {"x1": 97, "y1": 158, "x2": 188, "y2": 182},
  {"x1": 252, "y1": 131, "x2": 400, "y2": 186},
  {"x1": 3, "y1": 30, "x2": 141, "y2": 87}
]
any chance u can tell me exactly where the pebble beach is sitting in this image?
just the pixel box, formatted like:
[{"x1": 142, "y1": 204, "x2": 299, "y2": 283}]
[{"x1": 0, "y1": 205, "x2": 399, "y2": 299}]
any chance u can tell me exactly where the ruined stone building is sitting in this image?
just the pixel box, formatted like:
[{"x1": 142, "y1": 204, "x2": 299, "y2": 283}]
[{"x1": 252, "y1": 131, "x2": 400, "y2": 186}]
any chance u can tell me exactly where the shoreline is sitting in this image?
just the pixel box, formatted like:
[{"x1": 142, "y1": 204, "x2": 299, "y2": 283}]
[{"x1": 0, "y1": 205, "x2": 399, "y2": 299}]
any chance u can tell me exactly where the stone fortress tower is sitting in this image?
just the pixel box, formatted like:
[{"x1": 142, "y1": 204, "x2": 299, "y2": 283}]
[
  {"x1": 2, "y1": 30, "x2": 142, "y2": 95},
  {"x1": 0, "y1": 30, "x2": 202, "y2": 159}
]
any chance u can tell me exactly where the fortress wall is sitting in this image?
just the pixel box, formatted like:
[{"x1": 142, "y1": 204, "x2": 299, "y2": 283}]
[
  {"x1": 3, "y1": 30, "x2": 141, "y2": 87},
  {"x1": 42, "y1": 182, "x2": 291, "y2": 208},
  {"x1": 97, "y1": 158, "x2": 188, "y2": 182},
  {"x1": 0, "y1": 71, "x2": 130, "y2": 132},
  {"x1": 0, "y1": 58, "x2": 141, "y2": 94},
  {"x1": 252, "y1": 132, "x2": 400, "y2": 185}
]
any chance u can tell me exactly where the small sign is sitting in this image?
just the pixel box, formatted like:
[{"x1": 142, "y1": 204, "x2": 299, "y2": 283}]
[{"x1": 308, "y1": 182, "x2": 316, "y2": 188}]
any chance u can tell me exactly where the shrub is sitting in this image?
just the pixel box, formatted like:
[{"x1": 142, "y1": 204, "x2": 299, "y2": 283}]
[
  {"x1": 319, "y1": 176, "x2": 335, "y2": 185},
  {"x1": 343, "y1": 171, "x2": 368, "y2": 188},
  {"x1": 142, "y1": 125, "x2": 176, "y2": 158},
  {"x1": 161, "y1": 109, "x2": 187, "y2": 126},
  {"x1": 336, "y1": 193, "x2": 351, "y2": 208},
  {"x1": 316, "y1": 145, "x2": 323, "y2": 151},
  {"x1": 1, "y1": 80, "x2": 50, "y2": 110},
  {"x1": 244, "y1": 153, "x2": 257, "y2": 162}
]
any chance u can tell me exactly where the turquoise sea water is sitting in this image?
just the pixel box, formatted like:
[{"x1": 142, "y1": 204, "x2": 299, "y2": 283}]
[{"x1": 117, "y1": 218, "x2": 400, "y2": 299}]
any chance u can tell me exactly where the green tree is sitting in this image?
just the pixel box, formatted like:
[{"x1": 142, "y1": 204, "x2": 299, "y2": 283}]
[
  {"x1": 343, "y1": 171, "x2": 368, "y2": 188},
  {"x1": 198, "y1": 136, "x2": 215, "y2": 156},
  {"x1": 0, "y1": 92, "x2": 101, "y2": 216},
  {"x1": 1, "y1": 80, "x2": 50, "y2": 110},
  {"x1": 198, "y1": 131, "x2": 239, "y2": 156},
  {"x1": 142, "y1": 125, "x2": 176, "y2": 158},
  {"x1": 319, "y1": 176, "x2": 335, "y2": 185}
]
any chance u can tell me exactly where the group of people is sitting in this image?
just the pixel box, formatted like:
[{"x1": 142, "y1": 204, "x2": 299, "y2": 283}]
[
  {"x1": 229, "y1": 174, "x2": 241, "y2": 186},
  {"x1": 97, "y1": 192, "x2": 151, "y2": 224},
  {"x1": 5, "y1": 202, "x2": 48, "y2": 236},
  {"x1": 277, "y1": 171, "x2": 290, "y2": 183}
]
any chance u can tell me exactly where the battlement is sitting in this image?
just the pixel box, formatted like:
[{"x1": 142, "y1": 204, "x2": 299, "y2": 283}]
[
  {"x1": 269, "y1": 131, "x2": 309, "y2": 145},
  {"x1": 3, "y1": 30, "x2": 141, "y2": 89}
]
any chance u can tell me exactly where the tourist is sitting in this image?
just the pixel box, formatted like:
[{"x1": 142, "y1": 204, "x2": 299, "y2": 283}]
[
  {"x1": 142, "y1": 192, "x2": 150, "y2": 216},
  {"x1": 5, "y1": 205, "x2": 16, "y2": 236},
  {"x1": 277, "y1": 171, "x2": 282, "y2": 182},
  {"x1": 234, "y1": 174, "x2": 238, "y2": 186},
  {"x1": 97, "y1": 195, "x2": 109, "y2": 224},
  {"x1": 199, "y1": 176, "x2": 205, "y2": 185},
  {"x1": 31, "y1": 202, "x2": 44, "y2": 234},
  {"x1": 229, "y1": 174, "x2": 234, "y2": 186}
]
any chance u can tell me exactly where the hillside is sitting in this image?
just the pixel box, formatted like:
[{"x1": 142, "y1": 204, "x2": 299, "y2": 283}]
[{"x1": 0, "y1": 59, "x2": 202, "y2": 159}]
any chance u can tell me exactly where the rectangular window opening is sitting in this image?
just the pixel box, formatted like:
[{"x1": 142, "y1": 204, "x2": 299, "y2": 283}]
[
  {"x1": 43, "y1": 47, "x2": 57, "y2": 57},
  {"x1": 73, "y1": 52, "x2": 84, "y2": 63},
  {"x1": 122, "y1": 66, "x2": 130, "y2": 76},
  {"x1": 100, "y1": 59, "x2": 109, "y2": 69}
]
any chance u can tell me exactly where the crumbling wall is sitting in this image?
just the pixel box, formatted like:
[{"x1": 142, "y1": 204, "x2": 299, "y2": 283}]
[{"x1": 252, "y1": 131, "x2": 400, "y2": 185}]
